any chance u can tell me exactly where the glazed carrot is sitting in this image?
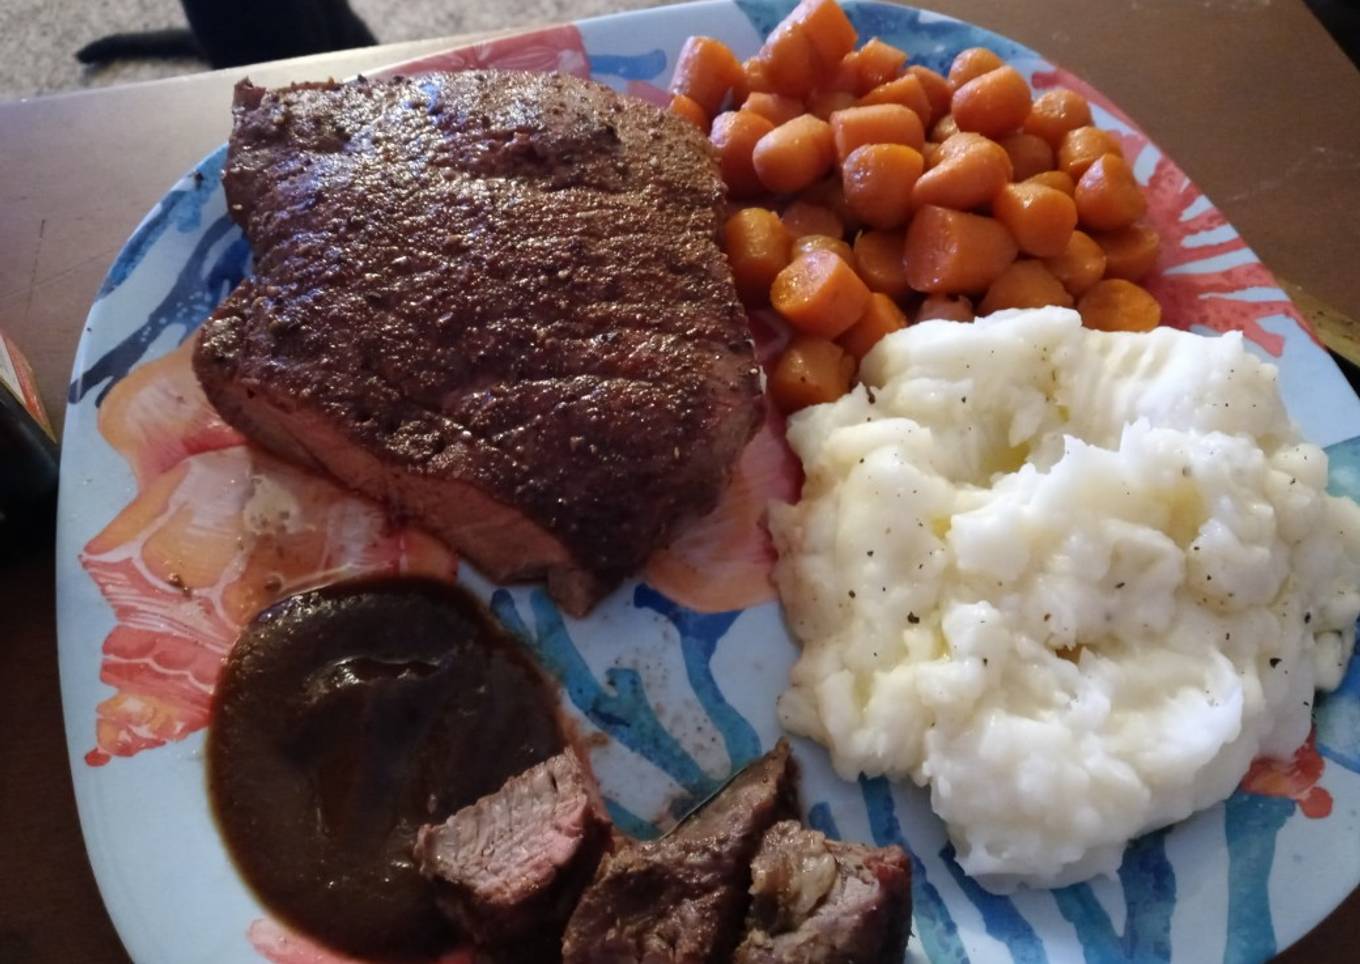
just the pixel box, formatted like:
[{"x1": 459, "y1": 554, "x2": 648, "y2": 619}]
[
  {"x1": 787, "y1": 0, "x2": 859, "y2": 73},
  {"x1": 931, "y1": 114, "x2": 960, "y2": 142},
  {"x1": 859, "y1": 74, "x2": 932, "y2": 125},
  {"x1": 998, "y1": 133, "x2": 1055, "y2": 181},
  {"x1": 768, "y1": 336, "x2": 856, "y2": 412},
  {"x1": 833, "y1": 38, "x2": 909, "y2": 94},
  {"x1": 907, "y1": 65, "x2": 953, "y2": 126},
  {"x1": 771, "y1": 249, "x2": 873, "y2": 337},
  {"x1": 840, "y1": 292, "x2": 909, "y2": 359},
  {"x1": 808, "y1": 89, "x2": 858, "y2": 121},
  {"x1": 801, "y1": 177, "x2": 860, "y2": 232},
  {"x1": 1057, "y1": 126, "x2": 1123, "y2": 180},
  {"x1": 916, "y1": 293, "x2": 975, "y2": 322},
  {"x1": 831, "y1": 104, "x2": 925, "y2": 162},
  {"x1": 724, "y1": 207, "x2": 793, "y2": 304},
  {"x1": 742, "y1": 92, "x2": 804, "y2": 127},
  {"x1": 756, "y1": 23, "x2": 821, "y2": 98},
  {"x1": 1078, "y1": 278, "x2": 1162, "y2": 331},
  {"x1": 1043, "y1": 229, "x2": 1106, "y2": 297},
  {"x1": 671, "y1": 37, "x2": 746, "y2": 117},
  {"x1": 728, "y1": 65, "x2": 751, "y2": 112},
  {"x1": 793, "y1": 233, "x2": 857, "y2": 269},
  {"x1": 1025, "y1": 169, "x2": 1076, "y2": 196},
  {"x1": 910, "y1": 132, "x2": 1012, "y2": 211},
  {"x1": 782, "y1": 199, "x2": 845, "y2": 239},
  {"x1": 842, "y1": 143, "x2": 924, "y2": 229},
  {"x1": 826, "y1": 55, "x2": 862, "y2": 94},
  {"x1": 1095, "y1": 222, "x2": 1160, "y2": 280},
  {"x1": 711, "y1": 110, "x2": 777, "y2": 198},
  {"x1": 1075, "y1": 153, "x2": 1146, "y2": 232},
  {"x1": 669, "y1": 94, "x2": 709, "y2": 131},
  {"x1": 1023, "y1": 88, "x2": 1093, "y2": 148},
  {"x1": 752, "y1": 114, "x2": 836, "y2": 194},
  {"x1": 992, "y1": 181, "x2": 1078, "y2": 257},
  {"x1": 922, "y1": 142, "x2": 943, "y2": 169},
  {"x1": 979, "y1": 259, "x2": 1074, "y2": 314},
  {"x1": 853, "y1": 228, "x2": 912, "y2": 297},
  {"x1": 904, "y1": 205, "x2": 1018, "y2": 293},
  {"x1": 947, "y1": 47, "x2": 1004, "y2": 89},
  {"x1": 951, "y1": 66, "x2": 1032, "y2": 139},
  {"x1": 744, "y1": 56, "x2": 774, "y2": 95}
]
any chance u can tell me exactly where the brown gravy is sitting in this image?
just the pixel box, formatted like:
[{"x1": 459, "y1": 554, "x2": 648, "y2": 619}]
[{"x1": 208, "y1": 579, "x2": 566, "y2": 957}]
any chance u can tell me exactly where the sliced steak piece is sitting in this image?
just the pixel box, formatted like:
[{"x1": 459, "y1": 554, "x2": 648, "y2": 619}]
[
  {"x1": 413, "y1": 750, "x2": 610, "y2": 951},
  {"x1": 734, "y1": 821, "x2": 911, "y2": 964},
  {"x1": 561, "y1": 740, "x2": 798, "y2": 963},
  {"x1": 194, "y1": 71, "x2": 762, "y2": 615}
]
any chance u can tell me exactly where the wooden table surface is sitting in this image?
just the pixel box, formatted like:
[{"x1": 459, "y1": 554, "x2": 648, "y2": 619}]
[{"x1": 2, "y1": 2, "x2": 1358, "y2": 961}]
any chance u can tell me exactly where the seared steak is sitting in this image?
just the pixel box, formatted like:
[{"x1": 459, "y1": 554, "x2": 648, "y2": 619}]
[
  {"x1": 734, "y1": 821, "x2": 911, "y2": 964},
  {"x1": 194, "y1": 71, "x2": 762, "y2": 614},
  {"x1": 561, "y1": 741, "x2": 797, "y2": 963},
  {"x1": 414, "y1": 750, "x2": 609, "y2": 951}
]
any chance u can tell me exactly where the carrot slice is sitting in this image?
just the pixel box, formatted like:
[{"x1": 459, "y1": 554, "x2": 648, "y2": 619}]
[
  {"x1": 808, "y1": 89, "x2": 858, "y2": 121},
  {"x1": 992, "y1": 182, "x2": 1078, "y2": 258},
  {"x1": 724, "y1": 207, "x2": 792, "y2": 304},
  {"x1": 910, "y1": 132, "x2": 1012, "y2": 211},
  {"x1": 771, "y1": 249, "x2": 873, "y2": 337},
  {"x1": 793, "y1": 233, "x2": 857, "y2": 269},
  {"x1": 947, "y1": 48, "x2": 1004, "y2": 89},
  {"x1": 782, "y1": 200, "x2": 845, "y2": 239},
  {"x1": 711, "y1": 110, "x2": 777, "y2": 198},
  {"x1": 842, "y1": 143, "x2": 924, "y2": 230},
  {"x1": 906, "y1": 65, "x2": 952, "y2": 126},
  {"x1": 756, "y1": 24, "x2": 821, "y2": 98},
  {"x1": 830, "y1": 38, "x2": 908, "y2": 95},
  {"x1": 671, "y1": 37, "x2": 746, "y2": 117},
  {"x1": 742, "y1": 92, "x2": 804, "y2": 127},
  {"x1": 787, "y1": 0, "x2": 858, "y2": 72},
  {"x1": 1094, "y1": 222, "x2": 1160, "y2": 280},
  {"x1": 801, "y1": 177, "x2": 860, "y2": 233},
  {"x1": 669, "y1": 94, "x2": 709, "y2": 131},
  {"x1": 769, "y1": 336, "x2": 856, "y2": 412},
  {"x1": 1025, "y1": 169, "x2": 1076, "y2": 196},
  {"x1": 1057, "y1": 126, "x2": 1124, "y2": 181},
  {"x1": 853, "y1": 228, "x2": 911, "y2": 297},
  {"x1": 1043, "y1": 229, "x2": 1107, "y2": 297},
  {"x1": 859, "y1": 74, "x2": 932, "y2": 125},
  {"x1": 1024, "y1": 88, "x2": 1094, "y2": 148},
  {"x1": 752, "y1": 114, "x2": 836, "y2": 194},
  {"x1": 1074, "y1": 153, "x2": 1146, "y2": 232},
  {"x1": 1078, "y1": 278, "x2": 1162, "y2": 331},
  {"x1": 998, "y1": 133, "x2": 1055, "y2": 181},
  {"x1": 839, "y1": 292, "x2": 908, "y2": 359},
  {"x1": 831, "y1": 104, "x2": 925, "y2": 163},
  {"x1": 950, "y1": 66, "x2": 1032, "y2": 139},
  {"x1": 904, "y1": 205, "x2": 1018, "y2": 294},
  {"x1": 979, "y1": 259, "x2": 1074, "y2": 314}
]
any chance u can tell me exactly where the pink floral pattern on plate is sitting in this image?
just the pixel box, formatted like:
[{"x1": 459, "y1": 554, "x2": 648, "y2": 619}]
[
  {"x1": 1031, "y1": 67, "x2": 1310, "y2": 357},
  {"x1": 80, "y1": 340, "x2": 457, "y2": 765}
]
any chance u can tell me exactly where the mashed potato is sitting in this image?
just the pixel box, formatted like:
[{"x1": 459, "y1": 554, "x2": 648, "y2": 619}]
[{"x1": 770, "y1": 308, "x2": 1360, "y2": 890}]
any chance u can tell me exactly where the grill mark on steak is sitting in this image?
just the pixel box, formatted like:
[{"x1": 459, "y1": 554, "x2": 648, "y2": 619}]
[{"x1": 195, "y1": 71, "x2": 762, "y2": 614}]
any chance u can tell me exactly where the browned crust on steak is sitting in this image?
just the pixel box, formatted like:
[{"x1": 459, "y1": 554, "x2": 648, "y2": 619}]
[{"x1": 194, "y1": 71, "x2": 762, "y2": 613}]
